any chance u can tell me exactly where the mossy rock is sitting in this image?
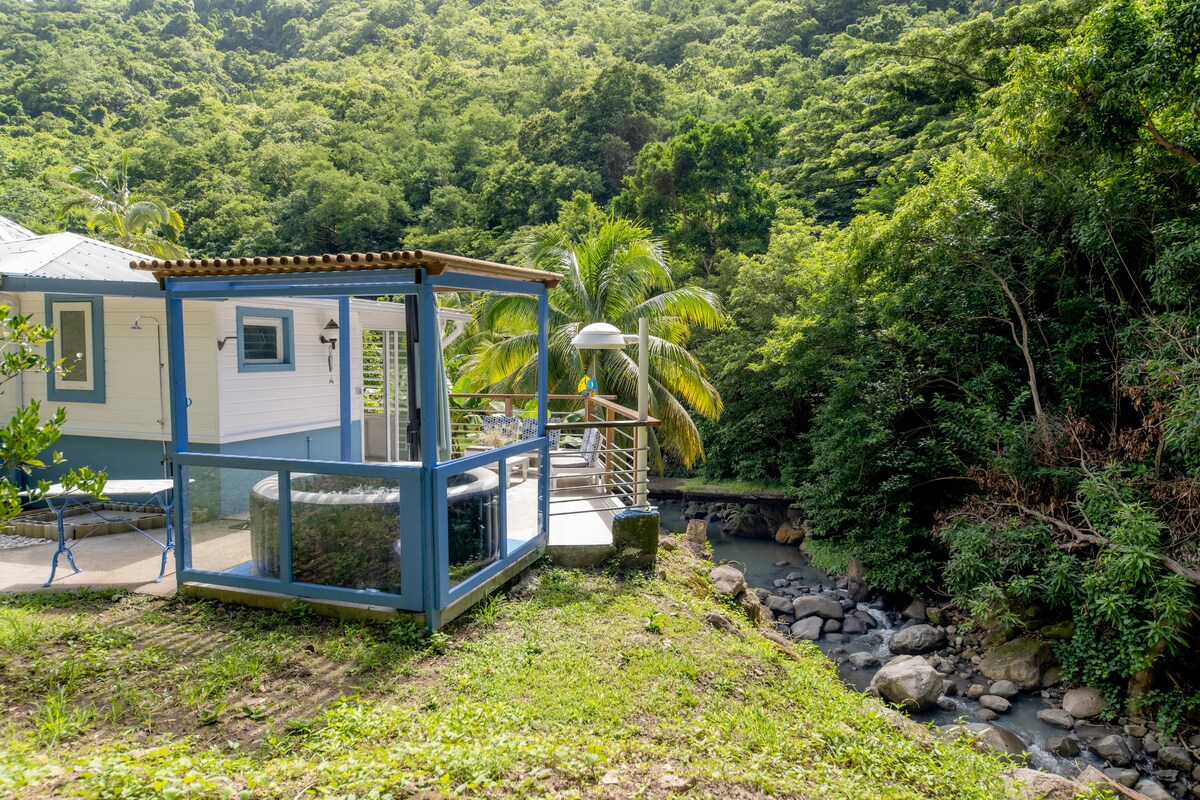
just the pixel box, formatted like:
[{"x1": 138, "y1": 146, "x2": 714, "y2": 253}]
[{"x1": 1040, "y1": 620, "x2": 1075, "y2": 641}]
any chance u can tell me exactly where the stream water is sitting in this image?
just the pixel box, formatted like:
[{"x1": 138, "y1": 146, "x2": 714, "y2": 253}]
[{"x1": 656, "y1": 498, "x2": 1104, "y2": 778}]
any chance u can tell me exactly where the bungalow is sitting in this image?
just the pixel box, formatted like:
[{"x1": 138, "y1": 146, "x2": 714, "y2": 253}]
[{"x1": 0, "y1": 217, "x2": 470, "y2": 490}]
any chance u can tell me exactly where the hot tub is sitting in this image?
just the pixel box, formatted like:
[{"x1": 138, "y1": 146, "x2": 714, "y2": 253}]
[{"x1": 249, "y1": 468, "x2": 501, "y2": 592}]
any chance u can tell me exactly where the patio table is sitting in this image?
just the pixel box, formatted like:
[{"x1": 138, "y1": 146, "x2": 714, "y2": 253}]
[{"x1": 37, "y1": 479, "x2": 181, "y2": 587}]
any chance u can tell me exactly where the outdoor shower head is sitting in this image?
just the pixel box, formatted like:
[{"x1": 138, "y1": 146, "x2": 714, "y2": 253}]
[{"x1": 131, "y1": 314, "x2": 160, "y2": 330}]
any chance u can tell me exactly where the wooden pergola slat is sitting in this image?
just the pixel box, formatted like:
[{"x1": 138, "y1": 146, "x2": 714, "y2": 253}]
[{"x1": 130, "y1": 249, "x2": 562, "y2": 288}]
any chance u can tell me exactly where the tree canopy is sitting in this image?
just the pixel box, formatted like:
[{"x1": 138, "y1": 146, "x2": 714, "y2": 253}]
[{"x1": 3, "y1": 0, "x2": 1200, "y2": 718}]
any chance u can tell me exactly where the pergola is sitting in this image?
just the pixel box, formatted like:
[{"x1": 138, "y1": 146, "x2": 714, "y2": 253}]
[{"x1": 132, "y1": 250, "x2": 559, "y2": 629}]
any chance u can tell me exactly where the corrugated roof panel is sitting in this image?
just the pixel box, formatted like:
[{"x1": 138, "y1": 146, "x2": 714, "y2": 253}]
[
  {"x1": 0, "y1": 232, "x2": 156, "y2": 283},
  {"x1": 0, "y1": 216, "x2": 36, "y2": 243}
]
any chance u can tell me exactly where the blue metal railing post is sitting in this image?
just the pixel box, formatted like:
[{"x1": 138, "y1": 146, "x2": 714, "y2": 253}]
[
  {"x1": 164, "y1": 292, "x2": 191, "y2": 573},
  {"x1": 537, "y1": 287, "x2": 549, "y2": 537},
  {"x1": 338, "y1": 296, "x2": 352, "y2": 461},
  {"x1": 279, "y1": 470, "x2": 293, "y2": 586},
  {"x1": 418, "y1": 277, "x2": 442, "y2": 629}
]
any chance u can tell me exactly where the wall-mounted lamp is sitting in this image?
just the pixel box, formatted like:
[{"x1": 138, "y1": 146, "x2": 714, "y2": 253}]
[
  {"x1": 319, "y1": 319, "x2": 339, "y2": 351},
  {"x1": 217, "y1": 336, "x2": 238, "y2": 351}
]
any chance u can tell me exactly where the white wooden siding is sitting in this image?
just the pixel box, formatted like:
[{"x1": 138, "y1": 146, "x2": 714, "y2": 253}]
[
  {"x1": 214, "y1": 298, "x2": 375, "y2": 443},
  {"x1": 0, "y1": 294, "x2": 220, "y2": 443}
]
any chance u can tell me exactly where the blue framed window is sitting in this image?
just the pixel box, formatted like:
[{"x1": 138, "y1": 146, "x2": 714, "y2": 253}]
[
  {"x1": 236, "y1": 307, "x2": 294, "y2": 373},
  {"x1": 46, "y1": 295, "x2": 105, "y2": 403}
]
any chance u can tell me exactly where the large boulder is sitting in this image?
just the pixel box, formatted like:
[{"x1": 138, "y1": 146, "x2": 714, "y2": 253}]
[
  {"x1": 791, "y1": 617, "x2": 823, "y2": 641},
  {"x1": 766, "y1": 595, "x2": 794, "y2": 615},
  {"x1": 847, "y1": 651, "x2": 881, "y2": 669},
  {"x1": 774, "y1": 521, "x2": 804, "y2": 545},
  {"x1": 979, "y1": 695, "x2": 1012, "y2": 714},
  {"x1": 1005, "y1": 768, "x2": 1086, "y2": 799},
  {"x1": 943, "y1": 723, "x2": 1029, "y2": 762},
  {"x1": 722, "y1": 506, "x2": 774, "y2": 538},
  {"x1": 1061, "y1": 687, "x2": 1105, "y2": 720},
  {"x1": 1036, "y1": 709, "x2": 1075, "y2": 730},
  {"x1": 989, "y1": 680, "x2": 1019, "y2": 699},
  {"x1": 1155, "y1": 746, "x2": 1193, "y2": 772},
  {"x1": 871, "y1": 656, "x2": 943, "y2": 711},
  {"x1": 1091, "y1": 735, "x2": 1133, "y2": 767},
  {"x1": 889, "y1": 624, "x2": 946, "y2": 655},
  {"x1": 901, "y1": 598, "x2": 927, "y2": 622},
  {"x1": 709, "y1": 565, "x2": 746, "y2": 598},
  {"x1": 738, "y1": 589, "x2": 772, "y2": 625},
  {"x1": 792, "y1": 595, "x2": 844, "y2": 621},
  {"x1": 980, "y1": 637, "x2": 1057, "y2": 690},
  {"x1": 1133, "y1": 780, "x2": 1174, "y2": 800}
]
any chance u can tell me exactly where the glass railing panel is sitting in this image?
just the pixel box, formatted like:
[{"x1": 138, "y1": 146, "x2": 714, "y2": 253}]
[{"x1": 185, "y1": 464, "x2": 279, "y2": 580}]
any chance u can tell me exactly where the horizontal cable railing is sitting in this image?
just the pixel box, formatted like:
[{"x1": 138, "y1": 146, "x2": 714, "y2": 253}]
[{"x1": 448, "y1": 393, "x2": 658, "y2": 518}]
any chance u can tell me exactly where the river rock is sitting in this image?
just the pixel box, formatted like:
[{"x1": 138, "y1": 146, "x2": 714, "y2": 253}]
[
  {"x1": 979, "y1": 695, "x2": 1012, "y2": 713},
  {"x1": 825, "y1": 619, "x2": 842, "y2": 633},
  {"x1": 989, "y1": 680, "x2": 1019, "y2": 699},
  {"x1": 1006, "y1": 768, "x2": 1083, "y2": 799},
  {"x1": 979, "y1": 637, "x2": 1056, "y2": 690},
  {"x1": 1102, "y1": 768, "x2": 1139, "y2": 788},
  {"x1": 848, "y1": 651, "x2": 880, "y2": 669},
  {"x1": 775, "y1": 521, "x2": 804, "y2": 545},
  {"x1": 1133, "y1": 779, "x2": 1174, "y2": 800},
  {"x1": 1157, "y1": 746, "x2": 1194, "y2": 772},
  {"x1": 943, "y1": 722, "x2": 1028, "y2": 762},
  {"x1": 901, "y1": 598, "x2": 927, "y2": 622},
  {"x1": 889, "y1": 624, "x2": 945, "y2": 655},
  {"x1": 966, "y1": 684, "x2": 987, "y2": 700},
  {"x1": 791, "y1": 617, "x2": 823, "y2": 641},
  {"x1": 977, "y1": 708, "x2": 998, "y2": 721},
  {"x1": 709, "y1": 565, "x2": 746, "y2": 597},
  {"x1": 792, "y1": 595, "x2": 844, "y2": 621},
  {"x1": 766, "y1": 595, "x2": 793, "y2": 615},
  {"x1": 942, "y1": 680, "x2": 957, "y2": 696},
  {"x1": 1046, "y1": 736, "x2": 1080, "y2": 757},
  {"x1": 1061, "y1": 687, "x2": 1105, "y2": 720},
  {"x1": 871, "y1": 656, "x2": 943, "y2": 711},
  {"x1": 841, "y1": 617, "x2": 868, "y2": 636},
  {"x1": 1036, "y1": 709, "x2": 1074, "y2": 730},
  {"x1": 1092, "y1": 734, "x2": 1133, "y2": 767},
  {"x1": 738, "y1": 589, "x2": 772, "y2": 625}
]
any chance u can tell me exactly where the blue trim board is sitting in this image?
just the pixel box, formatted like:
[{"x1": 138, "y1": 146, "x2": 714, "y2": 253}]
[
  {"x1": 235, "y1": 306, "x2": 295, "y2": 373},
  {"x1": 1, "y1": 276, "x2": 162, "y2": 298},
  {"x1": 45, "y1": 294, "x2": 106, "y2": 404}
]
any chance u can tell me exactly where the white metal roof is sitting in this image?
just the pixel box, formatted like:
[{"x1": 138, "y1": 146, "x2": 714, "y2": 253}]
[
  {"x1": 0, "y1": 229, "x2": 156, "y2": 284},
  {"x1": 0, "y1": 216, "x2": 36, "y2": 243}
]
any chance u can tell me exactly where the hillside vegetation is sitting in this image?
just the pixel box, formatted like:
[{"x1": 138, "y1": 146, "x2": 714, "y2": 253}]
[
  {"x1": 2, "y1": 0, "x2": 1198, "y2": 722},
  {"x1": 1, "y1": 550, "x2": 1031, "y2": 799}
]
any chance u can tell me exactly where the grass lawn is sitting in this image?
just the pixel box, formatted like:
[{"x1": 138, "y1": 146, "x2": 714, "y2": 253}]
[{"x1": 1, "y1": 543, "x2": 1032, "y2": 799}]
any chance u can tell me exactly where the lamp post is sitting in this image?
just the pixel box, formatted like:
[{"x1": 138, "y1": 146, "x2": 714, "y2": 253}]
[{"x1": 571, "y1": 319, "x2": 649, "y2": 507}]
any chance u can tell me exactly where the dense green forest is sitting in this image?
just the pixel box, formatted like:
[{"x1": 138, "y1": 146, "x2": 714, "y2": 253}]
[{"x1": 2, "y1": 0, "x2": 1198, "y2": 722}]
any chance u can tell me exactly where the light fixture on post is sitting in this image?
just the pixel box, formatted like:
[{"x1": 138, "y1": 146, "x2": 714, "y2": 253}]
[
  {"x1": 571, "y1": 319, "x2": 650, "y2": 506},
  {"x1": 320, "y1": 319, "x2": 339, "y2": 382}
]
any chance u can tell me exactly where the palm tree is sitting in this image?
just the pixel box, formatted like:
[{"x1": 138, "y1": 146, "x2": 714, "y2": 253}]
[
  {"x1": 464, "y1": 216, "x2": 724, "y2": 466},
  {"x1": 58, "y1": 154, "x2": 186, "y2": 259}
]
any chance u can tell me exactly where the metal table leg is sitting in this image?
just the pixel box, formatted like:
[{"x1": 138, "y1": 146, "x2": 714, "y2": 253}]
[
  {"x1": 155, "y1": 491, "x2": 175, "y2": 583},
  {"x1": 44, "y1": 497, "x2": 82, "y2": 587}
]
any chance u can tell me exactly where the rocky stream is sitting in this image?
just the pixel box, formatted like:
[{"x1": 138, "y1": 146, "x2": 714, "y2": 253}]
[{"x1": 657, "y1": 498, "x2": 1200, "y2": 800}]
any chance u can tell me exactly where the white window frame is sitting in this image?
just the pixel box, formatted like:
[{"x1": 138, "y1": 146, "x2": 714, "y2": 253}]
[{"x1": 241, "y1": 316, "x2": 285, "y2": 365}]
